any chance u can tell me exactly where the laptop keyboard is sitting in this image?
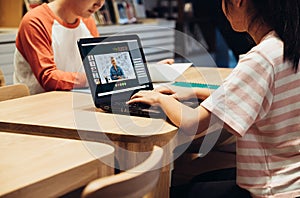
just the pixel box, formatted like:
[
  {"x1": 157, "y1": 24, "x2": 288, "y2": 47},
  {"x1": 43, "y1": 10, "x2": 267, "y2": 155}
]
[{"x1": 102, "y1": 102, "x2": 164, "y2": 118}]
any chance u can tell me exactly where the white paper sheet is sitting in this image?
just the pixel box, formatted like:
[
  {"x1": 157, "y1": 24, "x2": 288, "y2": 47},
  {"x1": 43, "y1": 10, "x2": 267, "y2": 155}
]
[{"x1": 147, "y1": 62, "x2": 192, "y2": 82}]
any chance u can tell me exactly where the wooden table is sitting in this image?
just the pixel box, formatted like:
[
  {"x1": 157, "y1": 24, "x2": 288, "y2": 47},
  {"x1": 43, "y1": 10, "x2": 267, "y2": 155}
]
[
  {"x1": 0, "y1": 132, "x2": 114, "y2": 198},
  {"x1": 176, "y1": 66, "x2": 232, "y2": 85},
  {"x1": 0, "y1": 66, "x2": 232, "y2": 198},
  {"x1": 0, "y1": 91, "x2": 178, "y2": 198}
]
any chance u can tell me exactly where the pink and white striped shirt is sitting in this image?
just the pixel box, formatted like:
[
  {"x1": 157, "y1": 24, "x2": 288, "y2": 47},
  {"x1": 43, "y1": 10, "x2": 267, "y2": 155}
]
[{"x1": 202, "y1": 31, "x2": 300, "y2": 198}]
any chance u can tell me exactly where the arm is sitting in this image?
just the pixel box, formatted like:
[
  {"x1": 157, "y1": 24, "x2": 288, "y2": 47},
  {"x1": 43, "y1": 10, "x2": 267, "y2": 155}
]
[
  {"x1": 128, "y1": 90, "x2": 239, "y2": 137},
  {"x1": 128, "y1": 90, "x2": 211, "y2": 135},
  {"x1": 119, "y1": 66, "x2": 125, "y2": 78},
  {"x1": 158, "y1": 94, "x2": 212, "y2": 134},
  {"x1": 155, "y1": 85, "x2": 212, "y2": 101}
]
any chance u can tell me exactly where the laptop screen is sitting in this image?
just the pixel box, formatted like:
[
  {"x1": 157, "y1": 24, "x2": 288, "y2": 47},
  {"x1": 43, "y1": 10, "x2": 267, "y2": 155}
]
[{"x1": 77, "y1": 35, "x2": 153, "y2": 106}]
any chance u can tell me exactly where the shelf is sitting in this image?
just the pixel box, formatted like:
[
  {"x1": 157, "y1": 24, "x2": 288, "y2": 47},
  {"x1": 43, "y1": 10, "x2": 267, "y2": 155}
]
[
  {"x1": 97, "y1": 18, "x2": 175, "y2": 35},
  {"x1": 0, "y1": 0, "x2": 24, "y2": 28}
]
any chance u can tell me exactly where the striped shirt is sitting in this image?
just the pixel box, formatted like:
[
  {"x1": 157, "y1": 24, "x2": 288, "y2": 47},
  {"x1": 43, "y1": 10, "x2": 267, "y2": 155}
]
[
  {"x1": 202, "y1": 31, "x2": 300, "y2": 198},
  {"x1": 14, "y1": 3, "x2": 99, "y2": 94}
]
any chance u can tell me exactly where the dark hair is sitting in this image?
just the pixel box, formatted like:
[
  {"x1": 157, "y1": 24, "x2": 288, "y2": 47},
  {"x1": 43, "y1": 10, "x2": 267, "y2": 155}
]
[{"x1": 225, "y1": 0, "x2": 300, "y2": 72}]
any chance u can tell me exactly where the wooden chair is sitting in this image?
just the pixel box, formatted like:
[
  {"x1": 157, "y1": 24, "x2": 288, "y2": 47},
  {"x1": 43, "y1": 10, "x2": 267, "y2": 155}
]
[
  {"x1": 0, "y1": 69, "x2": 5, "y2": 87},
  {"x1": 0, "y1": 84, "x2": 30, "y2": 102},
  {"x1": 81, "y1": 146, "x2": 164, "y2": 198}
]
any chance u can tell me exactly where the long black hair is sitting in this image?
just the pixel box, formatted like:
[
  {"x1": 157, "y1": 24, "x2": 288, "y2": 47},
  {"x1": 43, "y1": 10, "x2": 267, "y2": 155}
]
[{"x1": 225, "y1": 0, "x2": 300, "y2": 72}]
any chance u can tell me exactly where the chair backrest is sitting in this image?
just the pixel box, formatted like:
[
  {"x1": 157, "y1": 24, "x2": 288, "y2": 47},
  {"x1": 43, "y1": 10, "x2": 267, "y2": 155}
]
[
  {"x1": 81, "y1": 146, "x2": 164, "y2": 198},
  {"x1": 0, "y1": 69, "x2": 5, "y2": 87},
  {"x1": 0, "y1": 84, "x2": 30, "y2": 102}
]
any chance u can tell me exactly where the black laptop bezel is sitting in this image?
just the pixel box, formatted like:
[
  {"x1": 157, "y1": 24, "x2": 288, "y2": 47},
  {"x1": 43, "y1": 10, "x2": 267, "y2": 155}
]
[{"x1": 77, "y1": 34, "x2": 154, "y2": 108}]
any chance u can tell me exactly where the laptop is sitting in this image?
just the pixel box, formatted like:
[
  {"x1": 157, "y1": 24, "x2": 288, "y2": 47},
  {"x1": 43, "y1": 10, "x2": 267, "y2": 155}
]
[{"x1": 77, "y1": 34, "x2": 165, "y2": 118}]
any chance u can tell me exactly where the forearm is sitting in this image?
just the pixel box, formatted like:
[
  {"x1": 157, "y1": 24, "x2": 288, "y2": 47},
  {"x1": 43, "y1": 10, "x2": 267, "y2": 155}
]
[
  {"x1": 158, "y1": 94, "x2": 211, "y2": 135},
  {"x1": 40, "y1": 70, "x2": 87, "y2": 91},
  {"x1": 159, "y1": 86, "x2": 211, "y2": 101},
  {"x1": 194, "y1": 88, "x2": 212, "y2": 100}
]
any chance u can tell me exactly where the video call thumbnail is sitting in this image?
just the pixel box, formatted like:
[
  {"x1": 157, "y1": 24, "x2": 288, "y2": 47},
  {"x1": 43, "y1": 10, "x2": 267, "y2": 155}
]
[{"x1": 89, "y1": 52, "x2": 137, "y2": 85}]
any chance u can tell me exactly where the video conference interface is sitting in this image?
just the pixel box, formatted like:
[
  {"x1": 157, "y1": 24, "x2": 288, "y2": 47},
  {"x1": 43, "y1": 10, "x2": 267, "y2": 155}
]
[{"x1": 82, "y1": 39, "x2": 152, "y2": 97}]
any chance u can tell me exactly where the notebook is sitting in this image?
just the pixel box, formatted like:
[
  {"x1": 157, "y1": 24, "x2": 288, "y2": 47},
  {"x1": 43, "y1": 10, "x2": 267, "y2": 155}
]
[
  {"x1": 172, "y1": 82, "x2": 220, "y2": 89},
  {"x1": 77, "y1": 34, "x2": 164, "y2": 118}
]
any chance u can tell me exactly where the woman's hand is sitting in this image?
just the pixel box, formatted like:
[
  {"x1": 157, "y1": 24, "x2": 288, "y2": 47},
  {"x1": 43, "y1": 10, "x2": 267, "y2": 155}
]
[
  {"x1": 127, "y1": 89, "x2": 212, "y2": 135},
  {"x1": 127, "y1": 90, "x2": 167, "y2": 106},
  {"x1": 127, "y1": 86, "x2": 198, "y2": 107}
]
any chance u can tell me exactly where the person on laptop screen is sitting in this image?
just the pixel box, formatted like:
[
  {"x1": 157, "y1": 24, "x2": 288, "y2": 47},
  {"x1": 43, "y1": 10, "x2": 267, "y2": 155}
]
[{"x1": 110, "y1": 57, "x2": 125, "y2": 80}]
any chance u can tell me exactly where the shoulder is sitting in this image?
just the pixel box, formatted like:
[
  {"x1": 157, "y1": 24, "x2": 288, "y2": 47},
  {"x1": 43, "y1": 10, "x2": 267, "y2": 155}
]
[
  {"x1": 21, "y1": 4, "x2": 54, "y2": 26},
  {"x1": 16, "y1": 4, "x2": 55, "y2": 54},
  {"x1": 236, "y1": 32, "x2": 282, "y2": 76},
  {"x1": 81, "y1": 17, "x2": 99, "y2": 37},
  {"x1": 247, "y1": 31, "x2": 283, "y2": 66},
  {"x1": 18, "y1": 3, "x2": 54, "y2": 39},
  {"x1": 82, "y1": 16, "x2": 96, "y2": 25}
]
